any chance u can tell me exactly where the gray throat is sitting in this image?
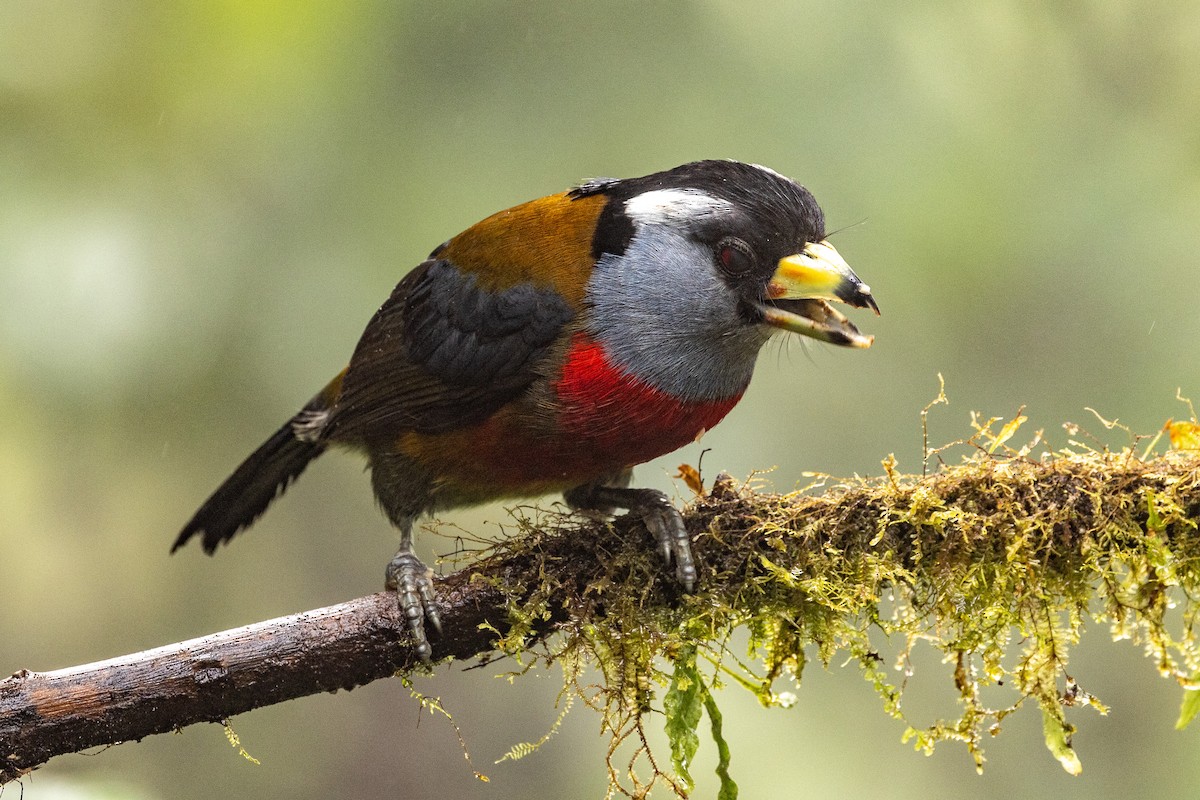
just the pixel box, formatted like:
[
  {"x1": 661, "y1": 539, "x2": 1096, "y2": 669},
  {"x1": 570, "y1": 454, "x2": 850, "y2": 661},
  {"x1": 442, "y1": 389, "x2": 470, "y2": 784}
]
[{"x1": 584, "y1": 227, "x2": 771, "y2": 402}]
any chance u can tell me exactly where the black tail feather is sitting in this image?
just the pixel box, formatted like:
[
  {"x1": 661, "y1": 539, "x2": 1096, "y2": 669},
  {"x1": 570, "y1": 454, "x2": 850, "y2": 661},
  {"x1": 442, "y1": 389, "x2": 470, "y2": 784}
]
[{"x1": 172, "y1": 418, "x2": 327, "y2": 554}]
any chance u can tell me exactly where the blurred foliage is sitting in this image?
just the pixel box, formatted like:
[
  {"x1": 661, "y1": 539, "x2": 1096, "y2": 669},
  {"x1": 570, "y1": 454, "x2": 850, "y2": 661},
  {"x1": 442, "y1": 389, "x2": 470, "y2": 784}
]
[{"x1": 2, "y1": 2, "x2": 1199, "y2": 798}]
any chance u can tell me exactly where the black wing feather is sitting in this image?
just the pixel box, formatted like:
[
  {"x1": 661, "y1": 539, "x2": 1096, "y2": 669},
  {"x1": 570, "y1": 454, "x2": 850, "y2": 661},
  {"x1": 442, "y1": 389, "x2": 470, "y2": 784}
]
[{"x1": 323, "y1": 259, "x2": 574, "y2": 439}]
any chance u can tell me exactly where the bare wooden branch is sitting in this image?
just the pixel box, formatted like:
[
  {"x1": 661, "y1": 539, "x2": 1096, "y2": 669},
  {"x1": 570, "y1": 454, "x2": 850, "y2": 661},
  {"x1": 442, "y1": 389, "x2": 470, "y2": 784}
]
[{"x1": 0, "y1": 557, "x2": 525, "y2": 782}]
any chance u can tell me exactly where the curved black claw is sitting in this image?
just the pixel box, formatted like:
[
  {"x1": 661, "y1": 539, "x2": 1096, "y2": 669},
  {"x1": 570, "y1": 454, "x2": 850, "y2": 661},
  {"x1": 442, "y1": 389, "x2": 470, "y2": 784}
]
[
  {"x1": 384, "y1": 549, "x2": 441, "y2": 662},
  {"x1": 565, "y1": 483, "x2": 697, "y2": 592}
]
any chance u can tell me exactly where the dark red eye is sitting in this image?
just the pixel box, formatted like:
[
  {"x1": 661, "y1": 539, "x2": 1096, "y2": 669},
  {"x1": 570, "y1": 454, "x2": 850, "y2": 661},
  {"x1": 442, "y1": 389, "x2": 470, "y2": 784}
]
[{"x1": 716, "y1": 237, "x2": 754, "y2": 276}]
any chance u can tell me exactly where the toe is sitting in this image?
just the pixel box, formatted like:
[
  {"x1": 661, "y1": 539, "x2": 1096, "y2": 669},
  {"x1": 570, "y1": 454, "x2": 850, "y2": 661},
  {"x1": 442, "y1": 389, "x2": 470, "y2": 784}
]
[
  {"x1": 385, "y1": 551, "x2": 439, "y2": 662},
  {"x1": 639, "y1": 498, "x2": 696, "y2": 593}
]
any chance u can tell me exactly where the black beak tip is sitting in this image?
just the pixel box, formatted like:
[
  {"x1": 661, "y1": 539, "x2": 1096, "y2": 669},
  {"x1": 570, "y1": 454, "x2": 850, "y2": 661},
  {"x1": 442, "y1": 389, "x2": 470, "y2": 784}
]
[{"x1": 839, "y1": 284, "x2": 880, "y2": 315}]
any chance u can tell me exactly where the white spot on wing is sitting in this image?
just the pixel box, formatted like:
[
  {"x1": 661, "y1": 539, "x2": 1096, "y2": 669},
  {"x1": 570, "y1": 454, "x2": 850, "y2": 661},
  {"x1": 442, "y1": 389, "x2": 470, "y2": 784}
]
[{"x1": 623, "y1": 189, "x2": 733, "y2": 225}]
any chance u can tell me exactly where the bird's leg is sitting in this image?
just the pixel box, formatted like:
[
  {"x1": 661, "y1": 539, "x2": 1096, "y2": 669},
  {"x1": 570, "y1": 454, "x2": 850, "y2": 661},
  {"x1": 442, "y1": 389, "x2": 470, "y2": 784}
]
[
  {"x1": 384, "y1": 523, "x2": 441, "y2": 663},
  {"x1": 565, "y1": 478, "x2": 697, "y2": 592}
]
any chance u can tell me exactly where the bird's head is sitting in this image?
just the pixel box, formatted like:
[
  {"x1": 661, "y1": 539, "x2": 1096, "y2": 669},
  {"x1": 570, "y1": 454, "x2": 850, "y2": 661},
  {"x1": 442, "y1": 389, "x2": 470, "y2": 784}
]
[{"x1": 573, "y1": 160, "x2": 878, "y2": 400}]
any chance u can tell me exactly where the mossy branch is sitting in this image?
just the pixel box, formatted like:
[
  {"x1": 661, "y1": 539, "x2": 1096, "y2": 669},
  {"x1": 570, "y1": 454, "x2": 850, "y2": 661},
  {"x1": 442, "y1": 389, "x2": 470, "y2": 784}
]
[{"x1": 4, "y1": 444, "x2": 1200, "y2": 792}]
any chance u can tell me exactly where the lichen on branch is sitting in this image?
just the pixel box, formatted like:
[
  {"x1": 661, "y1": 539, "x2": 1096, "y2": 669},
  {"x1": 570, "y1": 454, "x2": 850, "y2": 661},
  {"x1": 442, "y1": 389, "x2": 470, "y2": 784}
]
[{"x1": 479, "y1": 407, "x2": 1200, "y2": 796}]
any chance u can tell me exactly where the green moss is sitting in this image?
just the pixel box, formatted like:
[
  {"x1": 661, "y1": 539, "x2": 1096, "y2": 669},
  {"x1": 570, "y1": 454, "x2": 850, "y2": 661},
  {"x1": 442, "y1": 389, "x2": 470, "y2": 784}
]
[{"x1": 478, "y1": 411, "x2": 1200, "y2": 797}]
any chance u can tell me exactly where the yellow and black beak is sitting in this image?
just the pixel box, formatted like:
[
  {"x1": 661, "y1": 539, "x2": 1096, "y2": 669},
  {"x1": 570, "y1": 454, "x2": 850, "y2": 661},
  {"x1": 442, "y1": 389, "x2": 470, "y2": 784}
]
[{"x1": 758, "y1": 240, "x2": 878, "y2": 348}]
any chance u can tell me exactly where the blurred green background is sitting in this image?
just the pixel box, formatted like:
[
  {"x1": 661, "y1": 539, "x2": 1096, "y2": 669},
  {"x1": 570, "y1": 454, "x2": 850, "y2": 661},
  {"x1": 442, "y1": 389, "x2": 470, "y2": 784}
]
[{"x1": 3, "y1": 2, "x2": 1199, "y2": 798}]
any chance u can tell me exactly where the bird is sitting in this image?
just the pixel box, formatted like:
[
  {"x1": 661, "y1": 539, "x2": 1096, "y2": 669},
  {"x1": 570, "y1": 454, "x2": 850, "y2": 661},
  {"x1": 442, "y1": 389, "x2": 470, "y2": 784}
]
[{"x1": 173, "y1": 159, "x2": 879, "y2": 661}]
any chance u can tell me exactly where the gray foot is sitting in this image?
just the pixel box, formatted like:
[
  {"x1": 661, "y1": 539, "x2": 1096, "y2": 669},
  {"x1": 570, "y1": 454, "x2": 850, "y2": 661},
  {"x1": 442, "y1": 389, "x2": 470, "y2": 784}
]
[
  {"x1": 638, "y1": 492, "x2": 697, "y2": 592},
  {"x1": 385, "y1": 548, "x2": 441, "y2": 662},
  {"x1": 565, "y1": 484, "x2": 697, "y2": 592}
]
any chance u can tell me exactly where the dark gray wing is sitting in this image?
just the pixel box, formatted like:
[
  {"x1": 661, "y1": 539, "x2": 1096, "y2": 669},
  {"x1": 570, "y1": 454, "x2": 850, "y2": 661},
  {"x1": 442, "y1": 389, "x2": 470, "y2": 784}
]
[{"x1": 323, "y1": 258, "x2": 575, "y2": 439}]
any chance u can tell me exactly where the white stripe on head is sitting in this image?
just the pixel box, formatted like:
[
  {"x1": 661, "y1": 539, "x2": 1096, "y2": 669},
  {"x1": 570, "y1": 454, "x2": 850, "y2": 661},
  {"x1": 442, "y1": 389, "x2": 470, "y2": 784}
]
[
  {"x1": 749, "y1": 163, "x2": 789, "y2": 181},
  {"x1": 623, "y1": 188, "x2": 733, "y2": 225}
]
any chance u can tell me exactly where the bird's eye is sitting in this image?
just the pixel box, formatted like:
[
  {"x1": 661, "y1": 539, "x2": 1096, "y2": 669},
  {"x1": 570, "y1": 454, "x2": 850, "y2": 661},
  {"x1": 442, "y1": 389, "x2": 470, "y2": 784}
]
[{"x1": 716, "y1": 237, "x2": 754, "y2": 276}]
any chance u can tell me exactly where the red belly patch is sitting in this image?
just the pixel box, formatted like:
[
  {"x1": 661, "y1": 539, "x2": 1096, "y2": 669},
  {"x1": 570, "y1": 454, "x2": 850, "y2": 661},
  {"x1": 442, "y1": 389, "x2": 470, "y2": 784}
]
[
  {"x1": 552, "y1": 333, "x2": 743, "y2": 467},
  {"x1": 397, "y1": 334, "x2": 745, "y2": 497}
]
